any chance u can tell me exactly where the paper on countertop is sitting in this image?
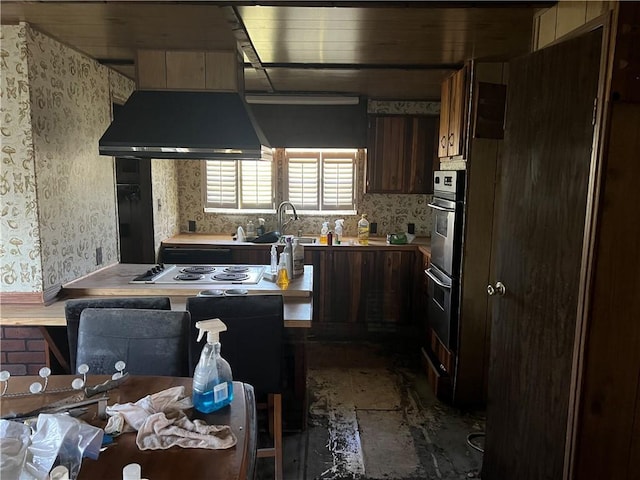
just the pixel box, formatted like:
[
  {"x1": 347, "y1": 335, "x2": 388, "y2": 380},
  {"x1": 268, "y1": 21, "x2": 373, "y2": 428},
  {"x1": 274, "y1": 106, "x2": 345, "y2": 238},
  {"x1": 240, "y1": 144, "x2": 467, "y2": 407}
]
[{"x1": 105, "y1": 386, "x2": 236, "y2": 450}]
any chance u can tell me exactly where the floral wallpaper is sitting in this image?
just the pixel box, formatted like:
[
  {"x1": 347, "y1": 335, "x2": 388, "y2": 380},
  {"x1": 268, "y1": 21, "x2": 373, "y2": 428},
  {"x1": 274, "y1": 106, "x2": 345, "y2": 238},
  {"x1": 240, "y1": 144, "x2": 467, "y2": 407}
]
[
  {"x1": 368, "y1": 99, "x2": 440, "y2": 115},
  {"x1": 151, "y1": 159, "x2": 180, "y2": 253},
  {"x1": 0, "y1": 24, "x2": 41, "y2": 291},
  {"x1": 0, "y1": 23, "x2": 134, "y2": 295}
]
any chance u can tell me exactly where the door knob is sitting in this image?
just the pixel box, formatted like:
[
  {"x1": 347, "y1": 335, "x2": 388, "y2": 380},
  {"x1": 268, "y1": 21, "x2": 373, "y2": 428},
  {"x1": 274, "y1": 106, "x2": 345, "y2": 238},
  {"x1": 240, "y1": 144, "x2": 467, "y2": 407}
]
[{"x1": 487, "y1": 282, "x2": 506, "y2": 296}]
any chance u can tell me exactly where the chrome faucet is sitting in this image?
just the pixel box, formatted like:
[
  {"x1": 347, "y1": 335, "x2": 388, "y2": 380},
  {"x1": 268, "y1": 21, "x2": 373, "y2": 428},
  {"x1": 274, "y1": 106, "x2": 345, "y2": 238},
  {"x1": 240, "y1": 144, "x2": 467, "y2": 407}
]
[{"x1": 276, "y1": 201, "x2": 299, "y2": 236}]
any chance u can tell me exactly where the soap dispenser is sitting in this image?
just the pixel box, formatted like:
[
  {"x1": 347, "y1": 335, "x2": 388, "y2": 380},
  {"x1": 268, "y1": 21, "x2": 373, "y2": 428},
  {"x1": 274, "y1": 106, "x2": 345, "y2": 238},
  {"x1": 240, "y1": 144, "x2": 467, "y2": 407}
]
[{"x1": 192, "y1": 318, "x2": 234, "y2": 413}]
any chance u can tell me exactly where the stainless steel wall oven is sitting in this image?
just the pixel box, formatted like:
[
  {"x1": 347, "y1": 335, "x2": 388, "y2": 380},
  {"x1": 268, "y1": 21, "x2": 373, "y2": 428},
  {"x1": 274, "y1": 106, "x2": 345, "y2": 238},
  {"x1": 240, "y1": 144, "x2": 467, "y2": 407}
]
[{"x1": 426, "y1": 170, "x2": 465, "y2": 350}]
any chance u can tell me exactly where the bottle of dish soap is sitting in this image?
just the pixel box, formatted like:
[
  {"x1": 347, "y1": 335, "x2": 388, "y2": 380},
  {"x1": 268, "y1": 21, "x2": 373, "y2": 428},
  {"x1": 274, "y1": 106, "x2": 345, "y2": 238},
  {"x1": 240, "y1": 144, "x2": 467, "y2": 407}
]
[
  {"x1": 320, "y1": 222, "x2": 329, "y2": 245},
  {"x1": 192, "y1": 319, "x2": 234, "y2": 413},
  {"x1": 357, "y1": 214, "x2": 370, "y2": 245},
  {"x1": 276, "y1": 251, "x2": 290, "y2": 289},
  {"x1": 334, "y1": 219, "x2": 344, "y2": 245}
]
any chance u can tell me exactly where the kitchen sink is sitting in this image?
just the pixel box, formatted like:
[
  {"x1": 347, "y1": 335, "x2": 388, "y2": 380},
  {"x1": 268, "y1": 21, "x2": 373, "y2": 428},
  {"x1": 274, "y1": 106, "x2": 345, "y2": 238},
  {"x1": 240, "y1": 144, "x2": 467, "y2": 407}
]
[
  {"x1": 296, "y1": 237, "x2": 317, "y2": 244},
  {"x1": 279, "y1": 235, "x2": 317, "y2": 244}
]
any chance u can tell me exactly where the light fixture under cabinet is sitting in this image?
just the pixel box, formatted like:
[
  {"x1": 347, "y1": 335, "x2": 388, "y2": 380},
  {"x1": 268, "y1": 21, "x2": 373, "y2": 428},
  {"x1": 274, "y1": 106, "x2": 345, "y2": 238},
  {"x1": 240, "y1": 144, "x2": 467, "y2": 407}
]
[{"x1": 245, "y1": 94, "x2": 360, "y2": 105}]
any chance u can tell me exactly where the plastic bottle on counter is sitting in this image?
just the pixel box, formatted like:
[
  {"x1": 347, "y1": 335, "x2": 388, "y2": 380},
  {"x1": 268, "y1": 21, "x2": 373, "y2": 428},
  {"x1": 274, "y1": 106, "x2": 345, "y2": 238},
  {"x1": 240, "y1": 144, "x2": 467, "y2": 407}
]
[
  {"x1": 320, "y1": 222, "x2": 329, "y2": 245},
  {"x1": 192, "y1": 319, "x2": 234, "y2": 413},
  {"x1": 246, "y1": 220, "x2": 256, "y2": 240},
  {"x1": 276, "y1": 252, "x2": 290, "y2": 289},
  {"x1": 283, "y1": 237, "x2": 293, "y2": 280},
  {"x1": 270, "y1": 245, "x2": 278, "y2": 275},
  {"x1": 357, "y1": 214, "x2": 370, "y2": 245},
  {"x1": 334, "y1": 219, "x2": 344, "y2": 245},
  {"x1": 327, "y1": 231, "x2": 333, "y2": 246},
  {"x1": 293, "y1": 238, "x2": 304, "y2": 278}
]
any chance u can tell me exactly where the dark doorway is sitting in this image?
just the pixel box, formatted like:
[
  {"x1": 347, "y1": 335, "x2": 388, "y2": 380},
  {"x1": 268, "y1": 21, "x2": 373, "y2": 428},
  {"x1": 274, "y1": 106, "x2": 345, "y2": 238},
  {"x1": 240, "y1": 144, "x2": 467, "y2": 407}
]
[{"x1": 114, "y1": 104, "x2": 156, "y2": 264}]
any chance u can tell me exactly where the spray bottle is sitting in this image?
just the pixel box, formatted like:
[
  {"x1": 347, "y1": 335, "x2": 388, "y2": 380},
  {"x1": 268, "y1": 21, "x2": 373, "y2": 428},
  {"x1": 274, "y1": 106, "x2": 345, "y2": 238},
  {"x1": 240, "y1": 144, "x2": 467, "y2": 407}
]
[{"x1": 192, "y1": 319, "x2": 234, "y2": 413}]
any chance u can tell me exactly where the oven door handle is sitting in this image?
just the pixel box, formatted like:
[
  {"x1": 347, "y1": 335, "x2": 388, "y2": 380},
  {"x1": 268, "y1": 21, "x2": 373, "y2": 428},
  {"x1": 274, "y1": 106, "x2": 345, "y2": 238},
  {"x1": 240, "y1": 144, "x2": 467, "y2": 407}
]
[
  {"x1": 425, "y1": 268, "x2": 452, "y2": 289},
  {"x1": 427, "y1": 202, "x2": 455, "y2": 212}
]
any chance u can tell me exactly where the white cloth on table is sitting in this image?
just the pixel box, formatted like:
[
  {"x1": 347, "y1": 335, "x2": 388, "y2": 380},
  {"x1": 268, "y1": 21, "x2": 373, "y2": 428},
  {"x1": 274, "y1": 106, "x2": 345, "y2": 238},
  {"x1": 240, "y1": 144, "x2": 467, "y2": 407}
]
[{"x1": 105, "y1": 386, "x2": 236, "y2": 450}]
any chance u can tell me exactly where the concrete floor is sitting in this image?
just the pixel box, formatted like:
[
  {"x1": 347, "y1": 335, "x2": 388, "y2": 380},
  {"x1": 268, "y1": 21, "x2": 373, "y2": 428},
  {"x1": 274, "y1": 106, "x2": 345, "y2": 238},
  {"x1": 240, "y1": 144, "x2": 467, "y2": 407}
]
[{"x1": 257, "y1": 340, "x2": 485, "y2": 480}]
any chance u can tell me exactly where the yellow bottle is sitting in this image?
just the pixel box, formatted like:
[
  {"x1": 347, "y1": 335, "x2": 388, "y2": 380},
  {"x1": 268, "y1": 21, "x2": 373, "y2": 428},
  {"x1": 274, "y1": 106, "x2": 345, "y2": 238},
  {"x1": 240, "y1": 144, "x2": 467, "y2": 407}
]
[
  {"x1": 319, "y1": 222, "x2": 329, "y2": 245},
  {"x1": 276, "y1": 253, "x2": 289, "y2": 289},
  {"x1": 358, "y1": 214, "x2": 370, "y2": 245}
]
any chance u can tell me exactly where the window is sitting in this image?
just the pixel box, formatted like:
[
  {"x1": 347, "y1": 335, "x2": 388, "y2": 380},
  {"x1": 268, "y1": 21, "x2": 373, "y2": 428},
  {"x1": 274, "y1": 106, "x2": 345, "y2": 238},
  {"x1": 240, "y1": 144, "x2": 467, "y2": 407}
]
[
  {"x1": 285, "y1": 149, "x2": 357, "y2": 213},
  {"x1": 203, "y1": 160, "x2": 273, "y2": 211}
]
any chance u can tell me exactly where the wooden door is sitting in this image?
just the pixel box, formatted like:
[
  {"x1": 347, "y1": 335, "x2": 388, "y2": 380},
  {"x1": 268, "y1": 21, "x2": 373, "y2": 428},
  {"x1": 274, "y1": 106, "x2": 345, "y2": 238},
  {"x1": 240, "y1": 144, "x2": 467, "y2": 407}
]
[
  {"x1": 482, "y1": 29, "x2": 602, "y2": 480},
  {"x1": 438, "y1": 77, "x2": 451, "y2": 157},
  {"x1": 447, "y1": 67, "x2": 466, "y2": 157},
  {"x1": 366, "y1": 116, "x2": 407, "y2": 193},
  {"x1": 406, "y1": 116, "x2": 438, "y2": 194}
]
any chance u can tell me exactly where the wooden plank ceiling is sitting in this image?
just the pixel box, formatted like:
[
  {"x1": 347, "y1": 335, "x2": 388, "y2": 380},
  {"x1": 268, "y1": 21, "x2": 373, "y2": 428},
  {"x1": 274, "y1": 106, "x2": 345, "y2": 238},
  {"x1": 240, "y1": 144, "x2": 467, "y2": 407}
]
[{"x1": 0, "y1": 2, "x2": 543, "y2": 100}]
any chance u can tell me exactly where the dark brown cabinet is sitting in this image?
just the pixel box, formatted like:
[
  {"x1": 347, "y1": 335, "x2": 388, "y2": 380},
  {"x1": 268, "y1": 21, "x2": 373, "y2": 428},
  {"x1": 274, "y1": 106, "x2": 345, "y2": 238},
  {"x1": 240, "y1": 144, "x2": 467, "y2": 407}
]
[
  {"x1": 366, "y1": 115, "x2": 438, "y2": 194},
  {"x1": 438, "y1": 66, "x2": 468, "y2": 158},
  {"x1": 312, "y1": 249, "x2": 416, "y2": 332}
]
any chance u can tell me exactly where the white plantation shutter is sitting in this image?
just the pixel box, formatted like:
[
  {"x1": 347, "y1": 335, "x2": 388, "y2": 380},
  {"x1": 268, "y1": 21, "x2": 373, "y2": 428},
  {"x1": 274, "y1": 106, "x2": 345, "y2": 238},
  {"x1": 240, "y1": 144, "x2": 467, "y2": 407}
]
[
  {"x1": 240, "y1": 160, "x2": 272, "y2": 208},
  {"x1": 322, "y1": 154, "x2": 355, "y2": 210},
  {"x1": 285, "y1": 149, "x2": 356, "y2": 212},
  {"x1": 288, "y1": 154, "x2": 319, "y2": 210},
  {"x1": 205, "y1": 160, "x2": 237, "y2": 208},
  {"x1": 204, "y1": 160, "x2": 273, "y2": 210}
]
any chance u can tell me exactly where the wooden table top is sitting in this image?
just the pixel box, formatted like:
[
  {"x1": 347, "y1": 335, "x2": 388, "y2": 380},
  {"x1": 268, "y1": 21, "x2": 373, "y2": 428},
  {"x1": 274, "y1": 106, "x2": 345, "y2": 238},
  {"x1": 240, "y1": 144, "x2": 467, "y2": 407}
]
[{"x1": 0, "y1": 376, "x2": 256, "y2": 480}]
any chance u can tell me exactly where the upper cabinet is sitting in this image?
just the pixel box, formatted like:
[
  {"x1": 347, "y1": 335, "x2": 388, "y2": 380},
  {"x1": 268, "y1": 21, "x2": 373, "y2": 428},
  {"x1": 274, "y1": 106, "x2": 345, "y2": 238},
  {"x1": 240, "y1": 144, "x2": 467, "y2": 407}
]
[
  {"x1": 366, "y1": 114, "x2": 438, "y2": 194},
  {"x1": 136, "y1": 50, "x2": 240, "y2": 91},
  {"x1": 438, "y1": 66, "x2": 468, "y2": 158}
]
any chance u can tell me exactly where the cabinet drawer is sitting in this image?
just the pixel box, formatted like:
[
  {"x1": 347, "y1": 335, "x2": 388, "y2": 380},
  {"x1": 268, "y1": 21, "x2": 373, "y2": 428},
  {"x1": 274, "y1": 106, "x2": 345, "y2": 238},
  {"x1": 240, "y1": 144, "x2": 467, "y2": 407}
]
[
  {"x1": 421, "y1": 347, "x2": 452, "y2": 403},
  {"x1": 429, "y1": 327, "x2": 454, "y2": 375}
]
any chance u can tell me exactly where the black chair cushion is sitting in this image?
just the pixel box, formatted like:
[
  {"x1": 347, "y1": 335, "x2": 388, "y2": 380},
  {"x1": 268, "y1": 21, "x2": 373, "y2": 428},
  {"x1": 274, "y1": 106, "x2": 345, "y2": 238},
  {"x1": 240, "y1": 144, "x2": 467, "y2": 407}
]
[
  {"x1": 65, "y1": 297, "x2": 171, "y2": 373},
  {"x1": 76, "y1": 308, "x2": 190, "y2": 377},
  {"x1": 186, "y1": 295, "x2": 284, "y2": 394}
]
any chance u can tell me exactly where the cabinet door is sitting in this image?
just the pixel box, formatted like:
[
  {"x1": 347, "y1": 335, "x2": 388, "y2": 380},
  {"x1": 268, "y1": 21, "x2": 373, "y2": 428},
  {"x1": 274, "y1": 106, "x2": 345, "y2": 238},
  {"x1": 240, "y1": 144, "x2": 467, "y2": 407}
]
[
  {"x1": 438, "y1": 77, "x2": 452, "y2": 158},
  {"x1": 366, "y1": 116, "x2": 408, "y2": 193},
  {"x1": 447, "y1": 67, "x2": 467, "y2": 157},
  {"x1": 406, "y1": 116, "x2": 438, "y2": 194}
]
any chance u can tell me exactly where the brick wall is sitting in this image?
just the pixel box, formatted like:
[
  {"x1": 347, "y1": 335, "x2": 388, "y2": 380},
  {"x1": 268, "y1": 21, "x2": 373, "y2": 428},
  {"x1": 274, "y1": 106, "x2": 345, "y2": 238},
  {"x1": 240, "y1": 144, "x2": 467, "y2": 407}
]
[{"x1": 0, "y1": 326, "x2": 48, "y2": 375}]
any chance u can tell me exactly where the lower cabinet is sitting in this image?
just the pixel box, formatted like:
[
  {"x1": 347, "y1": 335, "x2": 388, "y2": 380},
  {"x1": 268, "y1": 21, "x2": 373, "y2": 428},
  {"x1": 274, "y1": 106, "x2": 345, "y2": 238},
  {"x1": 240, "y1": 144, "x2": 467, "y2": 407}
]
[{"x1": 311, "y1": 249, "x2": 417, "y2": 332}]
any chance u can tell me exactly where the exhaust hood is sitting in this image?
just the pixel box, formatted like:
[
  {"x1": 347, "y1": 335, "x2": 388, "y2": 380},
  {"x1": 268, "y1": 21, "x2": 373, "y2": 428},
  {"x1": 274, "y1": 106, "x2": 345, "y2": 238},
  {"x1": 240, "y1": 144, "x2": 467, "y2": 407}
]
[{"x1": 99, "y1": 90, "x2": 272, "y2": 160}]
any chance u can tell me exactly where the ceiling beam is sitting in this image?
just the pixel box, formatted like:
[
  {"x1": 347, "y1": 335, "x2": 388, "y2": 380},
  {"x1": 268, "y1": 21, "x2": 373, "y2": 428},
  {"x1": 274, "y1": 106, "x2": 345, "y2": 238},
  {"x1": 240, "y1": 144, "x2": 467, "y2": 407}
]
[{"x1": 224, "y1": 6, "x2": 274, "y2": 92}]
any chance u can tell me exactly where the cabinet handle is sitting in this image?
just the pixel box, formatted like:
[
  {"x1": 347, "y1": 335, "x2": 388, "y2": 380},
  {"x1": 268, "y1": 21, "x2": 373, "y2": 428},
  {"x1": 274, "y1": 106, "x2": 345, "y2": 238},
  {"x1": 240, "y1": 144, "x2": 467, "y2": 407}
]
[
  {"x1": 441, "y1": 136, "x2": 447, "y2": 148},
  {"x1": 448, "y1": 133, "x2": 454, "y2": 147}
]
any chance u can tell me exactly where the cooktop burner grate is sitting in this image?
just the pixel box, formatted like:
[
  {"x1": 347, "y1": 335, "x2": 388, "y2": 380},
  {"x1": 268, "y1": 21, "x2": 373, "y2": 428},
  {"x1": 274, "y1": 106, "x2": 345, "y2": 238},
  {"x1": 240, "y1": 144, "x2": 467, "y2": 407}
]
[
  {"x1": 174, "y1": 273, "x2": 205, "y2": 281},
  {"x1": 182, "y1": 266, "x2": 216, "y2": 274},
  {"x1": 213, "y1": 272, "x2": 250, "y2": 282}
]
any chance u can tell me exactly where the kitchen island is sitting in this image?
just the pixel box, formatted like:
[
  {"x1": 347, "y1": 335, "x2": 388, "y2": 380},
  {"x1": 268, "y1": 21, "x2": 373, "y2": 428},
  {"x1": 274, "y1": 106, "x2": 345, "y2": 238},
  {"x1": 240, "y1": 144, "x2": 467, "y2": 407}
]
[{"x1": 1, "y1": 264, "x2": 313, "y2": 329}]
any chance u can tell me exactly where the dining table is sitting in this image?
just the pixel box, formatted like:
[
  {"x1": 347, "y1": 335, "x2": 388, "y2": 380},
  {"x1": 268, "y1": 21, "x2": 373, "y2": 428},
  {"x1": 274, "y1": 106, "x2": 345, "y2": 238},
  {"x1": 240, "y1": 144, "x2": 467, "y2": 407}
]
[{"x1": 0, "y1": 375, "x2": 257, "y2": 480}]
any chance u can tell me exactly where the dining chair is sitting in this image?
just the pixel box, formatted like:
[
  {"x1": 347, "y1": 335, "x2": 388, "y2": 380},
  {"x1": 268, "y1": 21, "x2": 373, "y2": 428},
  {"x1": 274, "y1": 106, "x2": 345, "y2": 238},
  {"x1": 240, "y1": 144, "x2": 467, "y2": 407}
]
[
  {"x1": 186, "y1": 294, "x2": 284, "y2": 480},
  {"x1": 76, "y1": 308, "x2": 191, "y2": 377},
  {"x1": 65, "y1": 297, "x2": 171, "y2": 374}
]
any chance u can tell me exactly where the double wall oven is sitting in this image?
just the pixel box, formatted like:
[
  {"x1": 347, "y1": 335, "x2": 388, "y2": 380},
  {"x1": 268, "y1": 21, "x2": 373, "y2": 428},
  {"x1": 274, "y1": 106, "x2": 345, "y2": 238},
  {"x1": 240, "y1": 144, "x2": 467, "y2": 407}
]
[{"x1": 426, "y1": 170, "x2": 465, "y2": 351}]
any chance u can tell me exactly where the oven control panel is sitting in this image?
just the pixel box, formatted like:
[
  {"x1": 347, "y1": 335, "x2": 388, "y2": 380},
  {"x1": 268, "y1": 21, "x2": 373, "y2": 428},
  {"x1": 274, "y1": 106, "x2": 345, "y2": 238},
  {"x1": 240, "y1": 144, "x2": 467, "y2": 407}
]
[{"x1": 433, "y1": 170, "x2": 465, "y2": 201}]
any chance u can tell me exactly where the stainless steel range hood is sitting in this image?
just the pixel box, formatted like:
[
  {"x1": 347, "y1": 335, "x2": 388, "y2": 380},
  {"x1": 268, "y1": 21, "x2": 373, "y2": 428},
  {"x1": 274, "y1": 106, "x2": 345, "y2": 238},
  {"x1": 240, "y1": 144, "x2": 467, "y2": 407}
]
[{"x1": 99, "y1": 90, "x2": 272, "y2": 160}]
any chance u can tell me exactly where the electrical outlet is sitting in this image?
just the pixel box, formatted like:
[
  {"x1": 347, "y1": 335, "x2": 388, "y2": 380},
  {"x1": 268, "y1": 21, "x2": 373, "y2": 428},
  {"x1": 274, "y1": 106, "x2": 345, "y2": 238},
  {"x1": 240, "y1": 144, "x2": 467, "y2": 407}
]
[
  {"x1": 188, "y1": 220, "x2": 196, "y2": 232},
  {"x1": 96, "y1": 247, "x2": 103, "y2": 265}
]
